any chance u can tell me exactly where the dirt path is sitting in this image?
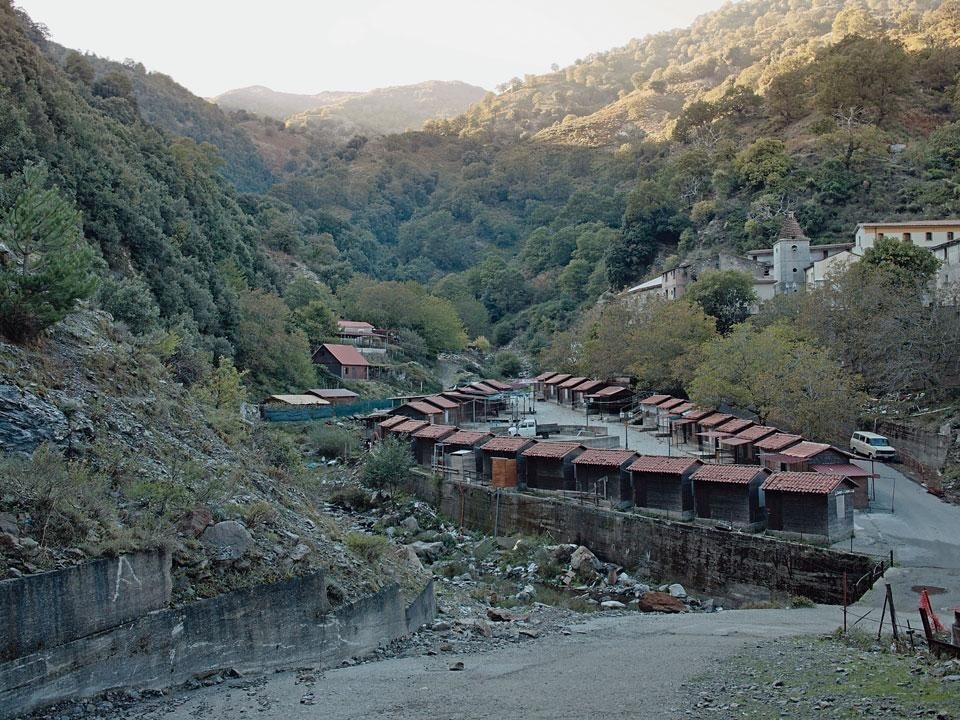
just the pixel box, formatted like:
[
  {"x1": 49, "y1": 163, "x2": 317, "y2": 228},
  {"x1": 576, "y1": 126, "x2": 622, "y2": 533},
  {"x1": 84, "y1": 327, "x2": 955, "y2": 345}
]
[{"x1": 120, "y1": 607, "x2": 843, "y2": 720}]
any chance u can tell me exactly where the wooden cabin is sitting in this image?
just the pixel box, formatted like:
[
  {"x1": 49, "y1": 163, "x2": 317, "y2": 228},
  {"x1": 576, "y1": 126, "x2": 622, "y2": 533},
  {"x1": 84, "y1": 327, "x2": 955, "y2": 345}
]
[
  {"x1": 543, "y1": 373, "x2": 572, "y2": 401},
  {"x1": 557, "y1": 376, "x2": 587, "y2": 405},
  {"x1": 410, "y1": 424, "x2": 458, "y2": 466},
  {"x1": 810, "y1": 463, "x2": 872, "y2": 508},
  {"x1": 312, "y1": 343, "x2": 370, "y2": 380},
  {"x1": 392, "y1": 400, "x2": 445, "y2": 425},
  {"x1": 420, "y1": 394, "x2": 462, "y2": 425},
  {"x1": 585, "y1": 385, "x2": 633, "y2": 415},
  {"x1": 521, "y1": 442, "x2": 585, "y2": 491},
  {"x1": 671, "y1": 408, "x2": 714, "y2": 449},
  {"x1": 627, "y1": 456, "x2": 702, "y2": 520},
  {"x1": 718, "y1": 425, "x2": 778, "y2": 464},
  {"x1": 691, "y1": 464, "x2": 769, "y2": 530},
  {"x1": 572, "y1": 448, "x2": 638, "y2": 503},
  {"x1": 477, "y1": 436, "x2": 535, "y2": 487},
  {"x1": 439, "y1": 430, "x2": 493, "y2": 477},
  {"x1": 305, "y1": 388, "x2": 360, "y2": 406},
  {"x1": 533, "y1": 372, "x2": 559, "y2": 398},
  {"x1": 570, "y1": 380, "x2": 606, "y2": 407},
  {"x1": 762, "y1": 472, "x2": 857, "y2": 543}
]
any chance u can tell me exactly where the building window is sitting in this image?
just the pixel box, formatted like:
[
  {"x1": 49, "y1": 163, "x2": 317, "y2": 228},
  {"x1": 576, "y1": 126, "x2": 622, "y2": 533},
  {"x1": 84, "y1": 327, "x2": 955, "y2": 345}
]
[
  {"x1": 878, "y1": 232, "x2": 885, "y2": 240},
  {"x1": 903, "y1": 232, "x2": 912, "y2": 243},
  {"x1": 926, "y1": 232, "x2": 933, "y2": 241},
  {"x1": 792, "y1": 267, "x2": 798, "y2": 273},
  {"x1": 949, "y1": 232, "x2": 955, "y2": 241}
]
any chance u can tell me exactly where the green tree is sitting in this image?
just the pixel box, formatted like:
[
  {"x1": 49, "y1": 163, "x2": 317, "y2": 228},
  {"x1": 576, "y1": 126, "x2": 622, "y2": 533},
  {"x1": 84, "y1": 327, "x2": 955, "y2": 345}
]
[
  {"x1": 813, "y1": 36, "x2": 910, "y2": 127},
  {"x1": 734, "y1": 138, "x2": 793, "y2": 190},
  {"x1": 689, "y1": 323, "x2": 866, "y2": 440},
  {"x1": 861, "y1": 237, "x2": 941, "y2": 283},
  {"x1": 291, "y1": 300, "x2": 337, "y2": 345},
  {"x1": 0, "y1": 163, "x2": 99, "y2": 341},
  {"x1": 97, "y1": 275, "x2": 160, "y2": 334},
  {"x1": 684, "y1": 270, "x2": 757, "y2": 334},
  {"x1": 362, "y1": 435, "x2": 413, "y2": 489}
]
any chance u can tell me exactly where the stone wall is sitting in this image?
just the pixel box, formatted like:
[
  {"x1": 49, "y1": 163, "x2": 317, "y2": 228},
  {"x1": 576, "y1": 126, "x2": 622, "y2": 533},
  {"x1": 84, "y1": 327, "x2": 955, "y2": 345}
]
[
  {"x1": 876, "y1": 420, "x2": 952, "y2": 482},
  {"x1": 0, "y1": 549, "x2": 172, "y2": 662},
  {"x1": 412, "y1": 474, "x2": 876, "y2": 605},
  {"x1": 0, "y1": 558, "x2": 433, "y2": 719}
]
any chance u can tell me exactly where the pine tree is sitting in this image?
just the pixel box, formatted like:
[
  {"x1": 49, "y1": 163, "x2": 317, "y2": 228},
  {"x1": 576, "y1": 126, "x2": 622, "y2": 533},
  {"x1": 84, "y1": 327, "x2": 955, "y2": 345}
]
[{"x1": 0, "y1": 163, "x2": 99, "y2": 341}]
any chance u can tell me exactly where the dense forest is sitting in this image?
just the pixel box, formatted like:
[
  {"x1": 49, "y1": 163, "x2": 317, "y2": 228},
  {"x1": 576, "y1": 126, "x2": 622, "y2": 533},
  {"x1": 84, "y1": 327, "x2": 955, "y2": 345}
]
[{"x1": 4, "y1": 0, "x2": 960, "y2": 410}]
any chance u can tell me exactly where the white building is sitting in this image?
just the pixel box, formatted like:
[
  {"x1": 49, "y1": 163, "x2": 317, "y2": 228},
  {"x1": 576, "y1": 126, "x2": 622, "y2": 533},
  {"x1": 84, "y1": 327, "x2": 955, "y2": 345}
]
[{"x1": 854, "y1": 220, "x2": 960, "y2": 252}]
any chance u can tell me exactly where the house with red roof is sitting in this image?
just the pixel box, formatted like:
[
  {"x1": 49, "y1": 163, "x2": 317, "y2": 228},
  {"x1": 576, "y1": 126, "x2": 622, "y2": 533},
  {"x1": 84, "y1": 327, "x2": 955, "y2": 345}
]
[
  {"x1": 718, "y1": 425, "x2": 778, "y2": 464},
  {"x1": 312, "y1": 343, "x2": 370, "y2": 380},
  {"x1": 691, "y1": 465, "x2": 770, "y2": 530},
  {"x1": 392, "y1": 400, "x2": 445, "y2": 425},
  {"x1": 439, "y1": 430, "x2": 494, "y2": 477},
  {"x1": 557, "y1": 376, "x2": 587, "y2": 405},
  {"x1": 627, "y1": 456, "x2": 702, "y2": 520},
  {"x1": 572, "y1": 448, "x2": 638, "y2": 503},
  {"x1": 762, "y1": 472, "x2": 857, "y2": 542},
  {"x1": 570, "y1": 380, "x2": 606, "y2": 407},
  {"x1": 586, "y1": 385, "x2": 634, "y2": 415},
  {"x1": 521, "y1": 442, "x2": 585, "y2": 491},
  {"x1": 410, "y1": 424, "x2": 458, "y2": 466},
  {"x1": 477, "y1": 436, "x2": 536, "y2": 487}
]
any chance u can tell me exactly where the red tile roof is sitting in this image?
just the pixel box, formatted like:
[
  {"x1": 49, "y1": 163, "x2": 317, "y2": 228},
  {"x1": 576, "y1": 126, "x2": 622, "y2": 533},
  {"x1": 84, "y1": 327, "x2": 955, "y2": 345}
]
[
  {"x1": 699, "y1": 413, "x2": 734, "y2": 429},
  {"x1": 682, "y1": 408, "x2": 715, "y2": 422},
  {"x1": 572, "y1": 449, "x2": 637, "y2": 468},
  {"x1": 545, "y1": 373, "x2": 572, "y2": 386},
  {"x1": 692, "y1": 465, "x2": 767, "y2": 485},
  {"x1": 782, "y1": 441, "x2": 831, "y2": 459},
  {"x1": 559, "y1": 376, "x2": 587, "y2": 389},
  {"x1": 480, "y1": 437, "x2": 534, "y2": 453},
  {"x1": 719, "y1": 437, "x2": 753, "y2": 447},
  {"x1": 811, "y1": 463, "x2": 874, "y2": 478},
  {"x1": 390, "y1": 419, "x2": 428, "y2": 434},
  {"x1": 379, "y1": 415, "x2": 407, "y2": 429},
  {"x1": 422, "y1": 395, "x2": 458, "y2": 410},
  {"x1": 534, "y1": 371, "x2": 558, "y2": 382},
  {"x1": 572, "y1": 380, "x2": 605, "y2": 393},
  {"x1": 762, "y1": 472, "x2": 854, "y2": 494},
  {"x1": 588, "y1": 385, "x2": 629, "y2": 397},
  {"x1": 640, "y1": 394, "x2": 672, "y2": 405},
  {"x1": 672, "y1": 402, "x2": 695, "y2": 414},
  {"x1": 318, "y1": 343, "x2": 370, "y2": 367},
  {"x1": 337, "y1": 320, "x2": 375, "y2": 330},
  {"x1": 412, "y1": 424, "x2": 458, "y2": 440},
  {"x1": 403, "y1": 401, "x2": 444, "y2": 416},
  {"x1": 753, "y1": 433, "x2": 802, "y2": 452},
  {"x1": 715, "y1": 418, "x2": 754, "y2": 434},
  {"x1": 522, "y1": 442, "x2": 584, "y2": 459},
  {"x1": 482, "y1": 379, "x2": 512, "y2": 391},
  {"x1": 659, "y1": 398, "x2": 687, "y2": 411},
  {"x1": 469, "y1": 382, "x2": 499, "y2": 394},
  {"x1": 627, "y1": 456, "x2": 701, "y2": 474},
  {"x1": 443, "y1": 430, "x2": 493, "y2": 446},
  {"x1": 734, "y1": 425, "x2": 779, "y2": 442}
]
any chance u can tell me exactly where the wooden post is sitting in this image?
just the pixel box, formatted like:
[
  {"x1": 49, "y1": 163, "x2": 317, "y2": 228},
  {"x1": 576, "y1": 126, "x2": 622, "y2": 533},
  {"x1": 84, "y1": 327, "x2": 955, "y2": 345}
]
[
  {"x1": 885, "y1": 583, "x2": 900, "y2": 641},
  {"x1": 843, "y1": 573, "x2": 848, "y2": 634},
  {"x1": 877, "y1": 588, "x2": 888, "y2": 641},
  {"x1": 919, "y1": 606, "x2": 934, "y2": 643}
]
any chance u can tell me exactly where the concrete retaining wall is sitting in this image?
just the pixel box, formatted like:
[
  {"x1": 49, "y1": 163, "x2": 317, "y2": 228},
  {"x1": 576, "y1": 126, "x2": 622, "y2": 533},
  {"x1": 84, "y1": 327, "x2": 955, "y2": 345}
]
[
  {"x1": 876, "y1": 420, "x2": 952, "y2": 482},
  {"x1": 0, "y1": 549, "x2": 172, "y2": 662},
  {"x1": 0, "y1": 559, "x2": 433, "y2": 718},
  {"x1": 412, "y1": 475, "x2": 875, "y2": 605}
]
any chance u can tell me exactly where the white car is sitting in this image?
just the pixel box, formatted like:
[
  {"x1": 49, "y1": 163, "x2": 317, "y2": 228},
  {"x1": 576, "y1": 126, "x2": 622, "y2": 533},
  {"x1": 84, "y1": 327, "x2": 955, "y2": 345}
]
[{"x1": 850, "y1": 431, "x2": 897, "y2": 461}]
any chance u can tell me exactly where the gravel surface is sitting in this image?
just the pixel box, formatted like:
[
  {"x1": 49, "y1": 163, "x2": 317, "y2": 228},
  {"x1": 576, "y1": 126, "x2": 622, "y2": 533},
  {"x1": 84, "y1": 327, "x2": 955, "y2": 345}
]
[{"x1": 34, "y1": 607, "x2": 851, "y2": 720}]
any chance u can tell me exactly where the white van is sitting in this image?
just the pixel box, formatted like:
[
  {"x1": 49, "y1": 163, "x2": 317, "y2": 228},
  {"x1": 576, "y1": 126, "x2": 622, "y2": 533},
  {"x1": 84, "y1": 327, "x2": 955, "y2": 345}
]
[{"x1": 850, "y1": 431, "x2": 897, "y2": 461}]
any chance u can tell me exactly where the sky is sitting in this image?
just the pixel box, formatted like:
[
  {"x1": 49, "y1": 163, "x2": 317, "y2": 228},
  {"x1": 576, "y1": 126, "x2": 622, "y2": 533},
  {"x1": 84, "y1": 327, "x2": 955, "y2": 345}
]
[{"x1": 16, "y1": 0, "x2": 730, "y2": 98}]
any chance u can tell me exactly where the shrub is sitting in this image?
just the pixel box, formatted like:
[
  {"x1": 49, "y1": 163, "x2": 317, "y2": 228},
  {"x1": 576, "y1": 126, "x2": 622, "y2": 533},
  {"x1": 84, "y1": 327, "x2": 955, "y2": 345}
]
[
  {"x1": 361, "y1": 436, "x2": 413, "y2": 489},
  {"x1": 346, "y1": 532, "x2": 389, "y2": 563}
]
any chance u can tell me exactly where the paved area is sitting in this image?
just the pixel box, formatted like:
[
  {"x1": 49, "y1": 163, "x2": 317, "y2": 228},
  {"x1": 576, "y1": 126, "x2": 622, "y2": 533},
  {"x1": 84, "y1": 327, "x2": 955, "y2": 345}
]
[
  {"x1": 840, "y1": 457, "x2": 960, "y2": 619},
  {"x1": 125, "y1": 608, "x2": 843, "y2": 720}
]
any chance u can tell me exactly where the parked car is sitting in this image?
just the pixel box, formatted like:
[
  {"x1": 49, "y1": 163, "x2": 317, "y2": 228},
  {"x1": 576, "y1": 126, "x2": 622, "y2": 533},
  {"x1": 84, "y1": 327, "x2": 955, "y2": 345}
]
[{"x1": 850, "y1": 431, "x2": 898, "y2": 461}]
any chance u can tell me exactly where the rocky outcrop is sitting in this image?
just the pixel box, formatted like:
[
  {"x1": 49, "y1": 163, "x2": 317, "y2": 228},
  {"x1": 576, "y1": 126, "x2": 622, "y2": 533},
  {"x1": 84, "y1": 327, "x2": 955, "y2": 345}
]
[{"x1": 0, "y1": 385, "x2": 69, "y2": 455}]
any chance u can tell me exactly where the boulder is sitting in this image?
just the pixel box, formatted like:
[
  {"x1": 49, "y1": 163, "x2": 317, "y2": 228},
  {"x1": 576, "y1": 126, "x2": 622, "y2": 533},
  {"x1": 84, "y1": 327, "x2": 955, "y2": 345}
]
[
  {"x1": 600, "y1": 600, "x2": 626, "y2": 610},
  {"x1": 0, "y1": 385, "x2": 69, "y2": 455},
  {"x1": 201, "y1": 521, "x2": 253, "y2": 561},
  {"x1": 515, "y1": 584, "x2": 536, "y2": 603},
  {"x1": 409, "y1": 541, "x2": 444, "y2": 562},
  {"x1": 569, "y1": 545, "x2": 601, "y2": 580},
  {"x1": 638, "y1": 591, "x2": 687, "y2": 613},
  {"x1": 401, "y1": 516, "x2": 420, "y2": 533},
  {"x1": 289, "y1": 543, "x2": 311, "y2": 561},
  {"x1": 0, "y1": 512, "x2": 18, "y2": 537},
  {"x1": 667, "y1": 583, "x2": 687, "y2": 599}
]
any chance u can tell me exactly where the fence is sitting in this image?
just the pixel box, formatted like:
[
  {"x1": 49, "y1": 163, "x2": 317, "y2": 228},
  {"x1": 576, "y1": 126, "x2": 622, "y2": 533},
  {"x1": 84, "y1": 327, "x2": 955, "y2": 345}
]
[{"x1": 261, "y1": 398, "x2": 394, "y2": 422}]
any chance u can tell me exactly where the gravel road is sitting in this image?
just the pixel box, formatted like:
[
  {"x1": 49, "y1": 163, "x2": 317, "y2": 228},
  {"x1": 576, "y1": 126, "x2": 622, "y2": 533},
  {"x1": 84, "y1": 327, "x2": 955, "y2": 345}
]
[{"x1": 114, "y1": 607, "x2": 843, "y2": 720}]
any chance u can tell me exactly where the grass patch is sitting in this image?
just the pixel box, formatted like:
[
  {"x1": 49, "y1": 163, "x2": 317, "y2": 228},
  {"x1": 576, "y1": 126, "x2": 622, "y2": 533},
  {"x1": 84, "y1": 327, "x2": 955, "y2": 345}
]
[{"x1": 346, "y1": 532, "x2": 389, "y2": 563}]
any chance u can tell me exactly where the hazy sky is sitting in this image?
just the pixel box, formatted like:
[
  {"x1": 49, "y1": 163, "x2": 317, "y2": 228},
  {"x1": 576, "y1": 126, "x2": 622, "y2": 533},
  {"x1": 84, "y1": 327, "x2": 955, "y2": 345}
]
[{"x1": 16, "y1": 0, "x2": 730, "y2": 97}]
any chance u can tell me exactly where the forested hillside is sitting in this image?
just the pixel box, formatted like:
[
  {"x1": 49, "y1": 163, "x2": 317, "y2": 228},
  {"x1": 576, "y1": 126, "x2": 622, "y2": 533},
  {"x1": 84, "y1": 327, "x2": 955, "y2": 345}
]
[{"x1": 7, "y1": 0, "x2": 960, "y2": 390}]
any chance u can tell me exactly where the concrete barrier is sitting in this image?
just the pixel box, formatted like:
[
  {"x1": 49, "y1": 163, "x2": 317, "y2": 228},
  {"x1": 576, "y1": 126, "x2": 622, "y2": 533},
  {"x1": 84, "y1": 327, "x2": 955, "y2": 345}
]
[
  {"x1": 411, "y1": 473, "x2": 875, "y2": 605},
  {"x1": 0, "y1": 560, "x2": 434, "y2": 718},
  {"x1": 0, "y1": 549, "x2": 172, "y2": 662}
]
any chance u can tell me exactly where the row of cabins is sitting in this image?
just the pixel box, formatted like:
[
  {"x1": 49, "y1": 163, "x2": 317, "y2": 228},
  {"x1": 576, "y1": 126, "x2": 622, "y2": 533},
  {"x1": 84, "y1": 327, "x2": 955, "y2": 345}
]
[
  {"x1": 373, "y1": 380, "x2": 513, "y2": 429},
  {"x1": 532, "y1": 372, "x2": 634, "y2": 414},
  {"x1": 376, "y1": 416, "x2": 856, "y2": 543}
]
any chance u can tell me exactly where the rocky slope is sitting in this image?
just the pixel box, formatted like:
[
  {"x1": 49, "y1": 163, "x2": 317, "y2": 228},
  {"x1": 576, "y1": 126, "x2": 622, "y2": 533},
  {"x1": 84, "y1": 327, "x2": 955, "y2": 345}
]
[{"x1": 0, "y1": 309, "x2": 428, "y2": 605}]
